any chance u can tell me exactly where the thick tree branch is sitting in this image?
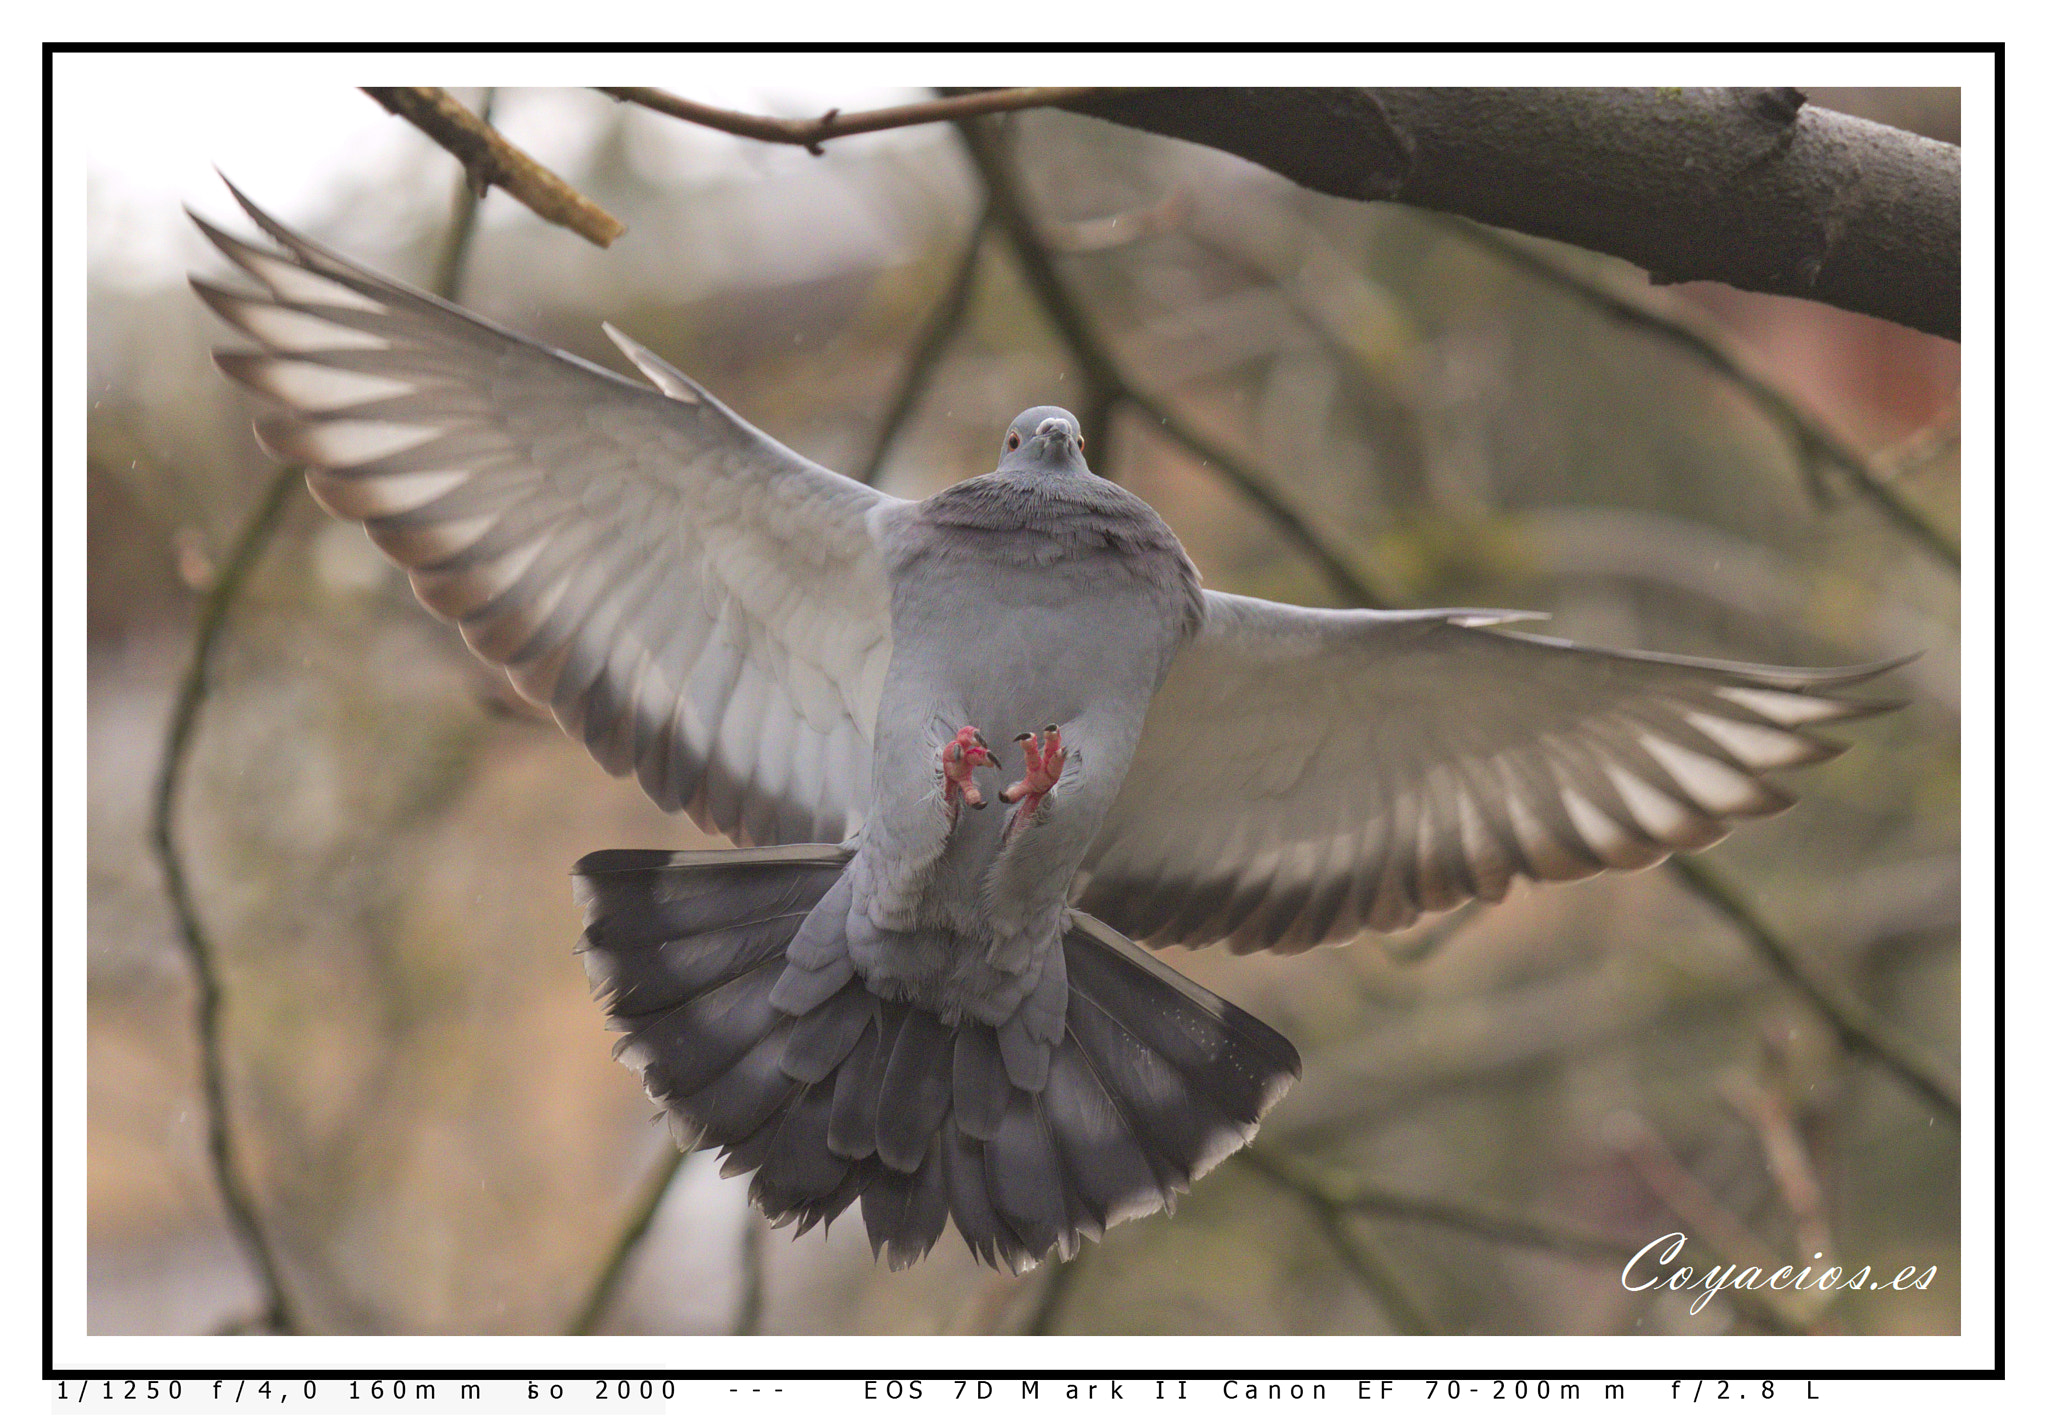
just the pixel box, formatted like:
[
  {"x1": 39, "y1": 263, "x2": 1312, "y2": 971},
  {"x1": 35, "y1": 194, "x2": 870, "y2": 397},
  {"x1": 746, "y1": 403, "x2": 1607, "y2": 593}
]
[
  {"x1": 364, "y1": 87, "x2": 625, "y2": 247},
  {"x1": 1056, "y1": 89, "x2": 1960, "y2": 340},
  {"x1": 601, "y1": 85, "x2": 1101, "y2": 154}
]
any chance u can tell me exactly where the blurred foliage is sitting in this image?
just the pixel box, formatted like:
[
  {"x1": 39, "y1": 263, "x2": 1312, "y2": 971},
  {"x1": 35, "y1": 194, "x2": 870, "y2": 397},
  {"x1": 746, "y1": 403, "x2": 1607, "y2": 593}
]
[{"x1": 86, "y1": 88, "x2": 1961, "y2": 1335}]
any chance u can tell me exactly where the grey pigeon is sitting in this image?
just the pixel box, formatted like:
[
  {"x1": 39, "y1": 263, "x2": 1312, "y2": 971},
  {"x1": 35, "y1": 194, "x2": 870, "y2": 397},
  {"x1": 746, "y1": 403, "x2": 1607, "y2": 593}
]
[{"x1": 192, "y1": 187, "x2": 1902, "y2": 1272}]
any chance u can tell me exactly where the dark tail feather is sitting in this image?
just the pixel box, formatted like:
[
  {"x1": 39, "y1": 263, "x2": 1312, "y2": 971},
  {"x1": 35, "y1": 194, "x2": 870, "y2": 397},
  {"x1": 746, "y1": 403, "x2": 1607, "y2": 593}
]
[{"x1": 575, "y1": 851, "x2": 1299, "y2": 1272}]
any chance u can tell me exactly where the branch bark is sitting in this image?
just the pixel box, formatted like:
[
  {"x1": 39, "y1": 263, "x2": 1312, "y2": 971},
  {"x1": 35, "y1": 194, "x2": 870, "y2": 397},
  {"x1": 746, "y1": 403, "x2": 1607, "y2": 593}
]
[
  {"x1": 602, "y1": 85, "x2": 1101, "y2": 154},
  {"x1": 1055, "y1": 88, "x2": 1960, "y2": 340},
  {"x1": 364, "y1": 87, "x2": 626, "y2": 247}
]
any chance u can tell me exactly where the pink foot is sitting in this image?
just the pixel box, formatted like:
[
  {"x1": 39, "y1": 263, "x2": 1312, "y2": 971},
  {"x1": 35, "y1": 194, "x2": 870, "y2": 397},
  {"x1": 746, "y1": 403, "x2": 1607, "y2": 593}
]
[
  {"x1": 1000, "y1": 725, "x2": 1066, "y2": 840},
  {"x1": 941, "y1": 726, "x2": 1000, "y2": 819}
]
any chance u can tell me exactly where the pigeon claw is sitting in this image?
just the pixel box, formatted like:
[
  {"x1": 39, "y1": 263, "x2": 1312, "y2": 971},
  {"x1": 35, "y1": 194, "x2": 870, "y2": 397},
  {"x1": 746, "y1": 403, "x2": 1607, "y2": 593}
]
[
  {"x1": 941, "y1": 726, "x2": 999, "y2": 817},
  {"x1": 1000, "y1": 725, "x2": 1065, "y2": 840}
]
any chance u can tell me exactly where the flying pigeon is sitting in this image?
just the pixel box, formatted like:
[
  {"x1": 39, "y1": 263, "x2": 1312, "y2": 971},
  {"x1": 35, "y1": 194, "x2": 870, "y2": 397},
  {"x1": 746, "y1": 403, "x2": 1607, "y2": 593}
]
[{"x1": 191, "y1": 187, "x2": 1901, "y2": 1273}]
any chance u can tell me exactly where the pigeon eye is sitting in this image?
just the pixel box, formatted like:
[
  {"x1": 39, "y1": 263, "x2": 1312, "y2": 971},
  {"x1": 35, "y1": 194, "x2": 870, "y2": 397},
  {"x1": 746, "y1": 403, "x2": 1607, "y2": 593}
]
[
  {"x1": 1077, "y1": 436, "x2": 1085, "y2": 453},
  {"x1": 1006, "y1": 432, "x2": 1021, "y2": 451}
]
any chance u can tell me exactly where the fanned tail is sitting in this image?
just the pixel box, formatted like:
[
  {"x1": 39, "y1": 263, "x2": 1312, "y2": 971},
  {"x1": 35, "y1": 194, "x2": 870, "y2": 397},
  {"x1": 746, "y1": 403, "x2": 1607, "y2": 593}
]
[{"x1": 575, "y1": 851, "x2": 1300, "y2": 1271}]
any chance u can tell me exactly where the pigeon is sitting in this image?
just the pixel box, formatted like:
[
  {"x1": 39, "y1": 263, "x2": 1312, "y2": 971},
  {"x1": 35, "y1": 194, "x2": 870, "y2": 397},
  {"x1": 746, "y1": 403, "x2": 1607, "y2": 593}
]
[{"x1": 191, "y1": 185, "x2": 1903, "y2": 1273}]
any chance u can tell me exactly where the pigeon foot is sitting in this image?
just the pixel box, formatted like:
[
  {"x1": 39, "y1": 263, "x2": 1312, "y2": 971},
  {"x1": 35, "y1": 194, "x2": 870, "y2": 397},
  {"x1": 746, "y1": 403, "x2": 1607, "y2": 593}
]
[
  {"x1": 1000, "y1": 725, "x2": 1066, "y2": 840},
  {"x1": 941, "y1": 726, "x2": 1000, "y2": 819}
]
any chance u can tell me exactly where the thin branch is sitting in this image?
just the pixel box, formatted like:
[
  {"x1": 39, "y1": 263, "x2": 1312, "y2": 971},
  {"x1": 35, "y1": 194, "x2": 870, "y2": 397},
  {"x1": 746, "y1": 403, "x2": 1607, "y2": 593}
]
[
  {"x1": 364, "y1": 87, "x2": 625, "y2": 248},
  {"x1": 1124, "y1": 388, "x2": 1392, "y2": 606},
  {"x1": 566, "y1": 1145, "x2": 685, "y2": 1334},
  {"x1": 954, "y1": 115, "x2": 1394, "y2": 609},
  {"x1": 150, "y1": 464, "x2": 304, "y2": 1334},
  {"x1": 1240, "y1": 1148, "x2": 1638, "y2": 1261},
  {"x1": 1247, "y1": 1145, "x2": 1795, "y2": 1334},
  {"x1": 731, "y1": 1212, "x2": 767, "y2": 1335},
  {"x1": 1236, "y1": 1151, "x2": 1438, "y2": 1332},
  {"x1": 428, "y1": 89, "x2": 497, "y2": 302},
  {"x1": 601, "y1": 86, "x2": 1102, "y2": 155},
  {"x1": 1312, "y1": 1210, "x2": 1438, "y2": 1335},
  {"x1": 1720, "y1": 1067, "x2": 1834, "y2": 1261},
  {"x1": 1606, "y1": 1112, "x2": 1813, "y2": 1333},
  {"x1": 161, "y1": 170, "x2": 495, "y2": 1335},
  {"x1": 1037, "y1": 188, "x2": 1193, "y2": 255},
  {"x1": 1380, "y1": 901, "x2": 1486, "y2": 965},
  {"x1": 1016, "y1": 1252, "x2": 1081, "y2": 1335},
  {"x1": 857, "y1": 204, "x2": 992, "y2": 486},
  {"x1": 1667, "y1": 856, "x2": 1960, "y2": 1120},
  {"x1": 1443, "y1": 216, "x2": 1959, "y2": 572}
]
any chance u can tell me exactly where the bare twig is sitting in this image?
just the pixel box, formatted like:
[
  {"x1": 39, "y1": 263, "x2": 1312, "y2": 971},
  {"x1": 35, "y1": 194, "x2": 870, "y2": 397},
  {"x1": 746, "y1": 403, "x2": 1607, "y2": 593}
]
[
  {"x1": 1443, "y1": 216, "x2": 1959, "y2": 572},
  {"x1": 150, "y1": 464, "x2": 305, "y2": 1333},
  {"x1": 1667, "y1": 857, "x2": 1960, "y2": 1120},
  {"x1": 1240, "y1": 1148, "x2": 1638, "y2": 1261},
  {"x1": 601, "y1": 85, "x2": 1102, "y2": 155},
  {"x1": 1037, "y1": 188, "x2": 1193, "y2": 254},
  {"x1": 1720, "y1": 1067, "x2": 1834, "y2": 1261},
  {"x1": 160, "y1": 167, "x2": 496, "y2": 1334},
  {"x1": 1236, "y1": 1151, "x2": 1437, "y2": 1332},
  {"x1": 857, "y1": 204, "x2": 993, "y2": 486},
  {"x1": 429, "y1": 89, "x2": 497, "y2": 301},
  {"x1": 1606, "y1": 1111, "x2": 1815, "y2": 1333},
  {"x1": 954, "y1": 115, "x2": 1394, "y2": 609},
  {"x1": 1379, "y1": 902, "x2": 1486, "y2": 965},
  {"x1": 567, "y1": 1145, "x2": 686, "y2": 1334},
  {"x1": 731, "y1": 1212, "x2": 767, "y2": 1335},
  {"x1": 1016, "y1": 1252, "x2": 1081, "y2": 1334},
  {"x1": 364, "y1": 87, "x2": 625, "y2": 247}
]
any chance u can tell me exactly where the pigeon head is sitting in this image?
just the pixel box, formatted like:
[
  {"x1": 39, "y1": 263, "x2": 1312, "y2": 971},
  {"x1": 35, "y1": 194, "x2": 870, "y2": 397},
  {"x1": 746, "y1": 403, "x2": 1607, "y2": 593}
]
[{"x1": 998, "y1": 405, "x2": 1090, "y2": 475}]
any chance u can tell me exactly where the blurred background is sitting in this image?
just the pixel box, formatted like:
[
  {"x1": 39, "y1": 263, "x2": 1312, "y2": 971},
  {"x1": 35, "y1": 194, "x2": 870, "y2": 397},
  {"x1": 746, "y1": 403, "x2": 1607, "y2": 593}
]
[{"x1": 85, "y1": 81, "x2": 1961, "y2": 1335}]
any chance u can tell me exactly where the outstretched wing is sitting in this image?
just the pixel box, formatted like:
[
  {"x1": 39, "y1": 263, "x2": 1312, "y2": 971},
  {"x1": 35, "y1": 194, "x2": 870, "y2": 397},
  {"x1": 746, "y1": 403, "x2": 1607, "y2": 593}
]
[
  {"x1": 192, "y1": 185, "x2": 896, "y2": 846},
  {"x1": 1078, "y1": 591, "x2": 1903, "y2": 953}
]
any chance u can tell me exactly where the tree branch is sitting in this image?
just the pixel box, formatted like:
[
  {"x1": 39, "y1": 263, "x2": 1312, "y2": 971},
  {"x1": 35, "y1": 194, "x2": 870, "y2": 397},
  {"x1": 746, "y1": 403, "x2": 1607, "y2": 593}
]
[
  {"x1": 857, "y1": 203, "x2": 992, "y2": 486},
  {"x1": 159, "y1": 166, "x2": 494, "y2": 1334},
  {"x1": 566, "y1": 1146, "x2": 685, "y2": 1334},
  {"x1": 1605, "y1": 1111, "x2": 1814, "y2": 1332},
  {"x1": 1056, "y1": 88, "x2": 1960, "y2": 339},
  {"x1": 600, "y1": 85, "x2": 1102, "y2": 154},
  {"x1": 731, "y1": 1212, "x2": 766, "y2": 1335},
  {"x1": 1236, "y1": 1152, "x2": 1438, "y2": 1332},
  {"x1": 1016, "y1": 1252, "x2": 1081, "y2": 1334},
  {"x1": 363, "y1": 87, "x2": 625, "y2": 247},
  {"x1": 1442, "y1": 216, "x2": 1958, "y2": 571},
  {"x1": 954, "y1": 116, "x2": 1394, "y2": 609},
  {"x1": 150, "y1": 463, "x2": 304, "y2": 1335},
  {"x1": 1240, "y1": 1148, "x2": 1640, "y2": 1261},
  {"x1": 1667, "y1": 856, "x2": 1960, "y2": 1119}
]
